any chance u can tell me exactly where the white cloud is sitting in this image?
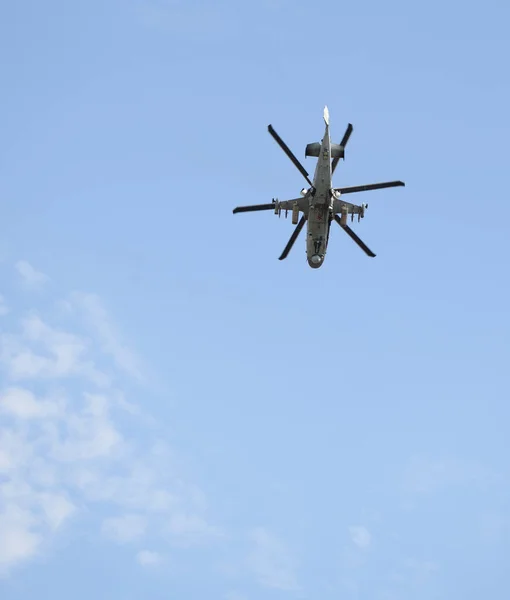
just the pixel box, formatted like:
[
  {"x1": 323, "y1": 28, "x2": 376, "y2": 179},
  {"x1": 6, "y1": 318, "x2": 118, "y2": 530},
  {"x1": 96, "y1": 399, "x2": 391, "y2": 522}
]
[
  {"x1": 102, "y1": 514, "x2": 147, "y2": 543},
  {"x1": 51, "y1": 393, "x2": 123, "y2": 462},
  {"x1": 389, "y1": 558, "x2": 439, "y2": 590},
  {"x1": 69, "y1": 292, "x2": 142, "y2": 381},
  {"x1": 349, "y1": 525, "x2": 372, "y2": 549},
  {"x1": 0, "y1": 264, "x2": 220, "y2": 576},
  {"x1": 225, "y1": 592, "x2": 249, "y2": 600},
  {"x1": 0, "y1": 506, "x2": 41, "y2": 575},
  {"x1": 167, "y1": 513, "x2": 222, "y2": 543},
  {"x1": 15, "y1": 261, "x2": 49, "y2": 287},
  {"x1": 0, "y1": 387, "x2": 62, "y2": 420},
  {"x1": 0, "y1": 294, "x2": 8, "y2": 316},
  {"x1": 138, "y1": 0, "x2": 237, "y2": 38},
  {"x1": 136, "y1": 549, "x2": 162, "y2": 566},
  {"x1": 479, "y1": 513, "x2": 510, "y2": 544},
  {"x1": 247, "y1": 527, "x2": 299, "y2": 592},
  {"x1": 39, "y1": 493, "x2": 76, "y2": 530},
  {"x1": 0, "y1": 314, "x2": 108, "y2": 385},
  {"x1": 403, "y1": 455, "x2": 500, "y2": 495},
  {"x1": 137, "y1": 0, "x2": 292, "y2": 40},
  {"x1": 339, "y1": 526, "x2": 373, "y2": 577}
]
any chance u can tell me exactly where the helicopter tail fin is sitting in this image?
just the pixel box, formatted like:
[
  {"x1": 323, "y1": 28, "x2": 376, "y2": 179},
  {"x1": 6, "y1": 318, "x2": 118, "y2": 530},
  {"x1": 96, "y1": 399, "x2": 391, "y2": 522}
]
[{"x1": 323, "y1": 105, "x2": 330, "y2": 126}]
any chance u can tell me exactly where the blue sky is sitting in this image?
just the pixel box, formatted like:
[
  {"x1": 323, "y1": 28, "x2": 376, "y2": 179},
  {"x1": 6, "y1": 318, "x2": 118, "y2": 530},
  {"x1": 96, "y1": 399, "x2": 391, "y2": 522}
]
[{"x1": 1, "y1": 0, "x2": 510, "y2": 598}]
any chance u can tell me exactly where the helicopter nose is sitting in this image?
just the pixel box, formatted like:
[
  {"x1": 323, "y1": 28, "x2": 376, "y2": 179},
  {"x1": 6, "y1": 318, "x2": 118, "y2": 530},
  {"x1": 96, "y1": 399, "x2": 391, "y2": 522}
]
[{"x1": 308, "y1": 254, "x2": 323, "y2": 268}]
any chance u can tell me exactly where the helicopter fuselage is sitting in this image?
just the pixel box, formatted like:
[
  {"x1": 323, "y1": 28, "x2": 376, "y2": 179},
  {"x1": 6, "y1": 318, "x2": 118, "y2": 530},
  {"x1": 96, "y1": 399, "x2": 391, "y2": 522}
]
[{"x1": 303, "y1": 119, "x2": 334, "y2": 269}]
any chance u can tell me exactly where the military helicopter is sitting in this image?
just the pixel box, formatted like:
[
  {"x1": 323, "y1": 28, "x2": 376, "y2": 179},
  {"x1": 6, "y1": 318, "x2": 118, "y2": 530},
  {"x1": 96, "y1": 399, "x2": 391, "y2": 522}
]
[{"x1": 232, "y1": 106, "x2": 405, "y2": 268}]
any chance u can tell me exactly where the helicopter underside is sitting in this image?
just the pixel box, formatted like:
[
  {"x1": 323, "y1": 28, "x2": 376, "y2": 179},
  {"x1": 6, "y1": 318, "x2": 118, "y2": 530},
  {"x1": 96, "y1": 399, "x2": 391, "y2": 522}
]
[{"x1": 306, "y1": 203, "x2": 331, "y2": 269}]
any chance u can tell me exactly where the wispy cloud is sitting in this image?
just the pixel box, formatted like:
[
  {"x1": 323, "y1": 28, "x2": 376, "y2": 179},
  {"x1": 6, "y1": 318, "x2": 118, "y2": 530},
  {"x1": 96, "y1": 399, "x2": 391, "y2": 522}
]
[
  {"x1": 349, "y1": 525, "x2": 372, "y2": 550},
  {"x1": 225, "y1": 592, "x2": 249, "y2": 600},
  {"x1": 136, "y1": 0, "x2": 240, "y2": 38},
  {"x1": 247, "y1": 527, "x2": 299, "y2": 592},
  {"x1": 15, "y1": 260, "x2": 49, "y2": 288},
  {"x1": 0, "y1": 506, "x2": 41, "y2": 570},
  {"x1": 402, "y1": 455, "x2": 501, "y2": 495},
  {"x1": 0, "y1": 294, "x2": 8, "y2": 316},
  {"x1": 135, "y1": 0, "x2": 296, "y2": 40},
  {"x1": 386, "y1": 557, "x2": 439, "y2": 593},
  {"x1": 69, "y1": 292, "x2": 142, "y2": 381},
  {"x1": 38, "y1": 493, "x2": 76, "y2": 530},
  {"x1": 340, "y1": 526, "x2": 372, "y2": 575},
  {"x1": 479, "y1": 512, "x2": 510, "y2": 544},
  {"x1": 0, "y1": 387, "x2": 62, "y2": 420},
  {"x1": 0, "y1": 313, "x2": 108, "y2": 385},
  {"x1": 402, "y1": 558, "x2": 439, "y2": 584},
  {"x1": 102, "y1": 514, "x2": 147, "y2": 543},
  {"x1": 136, "y1": 549, "x2": 163, "y2": 566},
  {"x1": 0, "y1": 260, "x2": 221, "y2": 576}
]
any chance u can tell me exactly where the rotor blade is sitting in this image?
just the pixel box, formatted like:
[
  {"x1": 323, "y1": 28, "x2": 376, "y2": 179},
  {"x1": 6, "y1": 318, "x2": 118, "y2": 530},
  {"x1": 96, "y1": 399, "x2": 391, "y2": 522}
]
[
  {"x1": 335, "y1": 181, "x2": 405, "y2": 194},
  {"x1": 279, "y1": 215, "x2": 306, "y2": 260},
  {"x1": 233, "y1": 203, "x2": 275, "y2": 214},
  {"x1": 268, "y1": 125, "x2": 313, "y2": 186},
  {"x1": 339, "y1": 123, "x2": 354, "y2": 148},
  {"x1": 331, "y1": 123, "x2": 353, "y2": 174},
  {"x1": 333, "y1": 215, "x2": 376, "y2": 257}
]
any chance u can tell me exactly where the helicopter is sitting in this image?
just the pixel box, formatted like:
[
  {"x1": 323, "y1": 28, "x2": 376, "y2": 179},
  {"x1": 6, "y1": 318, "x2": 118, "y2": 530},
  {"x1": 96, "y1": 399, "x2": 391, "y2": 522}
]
[{"x1": 232, "y1": 106, "x2": 405, "y2": 268}]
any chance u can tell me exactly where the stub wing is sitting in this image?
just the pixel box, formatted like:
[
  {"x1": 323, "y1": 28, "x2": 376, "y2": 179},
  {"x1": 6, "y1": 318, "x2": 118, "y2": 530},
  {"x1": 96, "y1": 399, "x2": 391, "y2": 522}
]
[
  {"x1": 332, "y1": 199, "x2": 363, "y2": 214},
  {"x1": 232, "y1": 198, "x2": 306, "y2": 214},
  {"x1": 277, "y1": 198, "x2": 307, "y2": 211}
]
